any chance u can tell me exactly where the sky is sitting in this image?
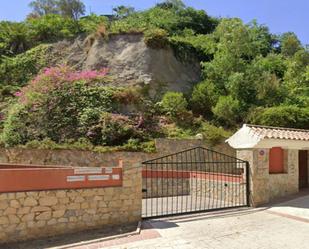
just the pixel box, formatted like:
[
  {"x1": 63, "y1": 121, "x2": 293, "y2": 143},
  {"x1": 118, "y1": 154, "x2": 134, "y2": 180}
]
[{"x1": 0, "y1": 0, "x2": 308, "y2": 44}]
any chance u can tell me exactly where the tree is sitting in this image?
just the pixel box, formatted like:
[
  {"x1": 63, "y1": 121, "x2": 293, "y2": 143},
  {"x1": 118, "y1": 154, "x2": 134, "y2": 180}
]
[
  {"x1": 58, "y1": 0, "x2": 85, "y2": 20},
  {"x1": 190, "y1": 80, "x2": 218, "y2": 117},
  {"x1": 112, "y1": 5, "x2": 135, "y2": 19},
  {"x1": 161, "y1": 92, "x2": 188, "y2": 117},
  {"x1": 29, "y1": 0, "x2": 59, "y2": 16},
  {"x1": 249, "y1": 106, "x2": 309, "y2": 129},
  {"x1": 212, "y1": 95, "x2": 240, "y2": 127},
  {"x1": 27, "y1": 14, "x2": 79, "y2": 42},
  {"x1": 29, "y1": 0, "x2": 85, "y2": 19},
  {"x1": 280, "y1": 32, "x2": 302, "y2": 57},
  {"x1": 156, "y1": 0, "x2": 186, "y2": 10},
  {"x1": 0, "y1": 21, "x2": 30, "y2": 55}
]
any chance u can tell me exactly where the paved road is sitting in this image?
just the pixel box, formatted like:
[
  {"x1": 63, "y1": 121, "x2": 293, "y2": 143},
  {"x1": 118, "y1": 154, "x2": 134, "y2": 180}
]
[{"x1": 98, "y1": 194, "x2": 309, "y2": 249}]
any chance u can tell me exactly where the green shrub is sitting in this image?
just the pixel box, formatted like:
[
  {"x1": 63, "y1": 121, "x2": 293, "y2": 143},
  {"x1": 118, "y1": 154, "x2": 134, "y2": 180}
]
[
  {"x1": 190, "y1": 80, "x2": 218, "y2": 117},
  {"x1": 121, "y1": 139, "x2": 156, "y2": 152},
  {"x1": 249, "y1": 105, "x2": 309, "y2": 129},
  {"x1": 97, "y1": 112, "x2": 135, "y2": 146},
  {"x1": 144, "y1": 28, "x2": 169, "y2": 49},
  {"x1": 27, "y1": 14, "x2": 80, "y2": 42},
  {"x1": 0, "y1": 21, "x2": 30, "y2": 55},
  {"x1": 199, "y1": 122, "x2": 232, "y2": 146},
  {"x1": 212, "y1": 96, "x2": 240, "y2": 127},
  {"x1": 161, "y1": 91, "x2": 188, "y2": 117},
  {"x1": 79, "y1": 14, "x2": 109, "y2": 34},
  {"x1": 0, "y1": 44, "x2": 51, "y2": 87},
  {"x1": 1, "y1": 104, "x2": 27, "y2": 146},
  {"x1": 1, "y1": 66, "x2": 117, "y2": 146}
]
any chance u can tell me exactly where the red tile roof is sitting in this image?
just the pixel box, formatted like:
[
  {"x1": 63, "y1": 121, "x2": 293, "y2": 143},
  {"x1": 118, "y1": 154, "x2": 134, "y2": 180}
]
[{"x1": 246, "y1": 124, "x2": 309, "y2": 141}]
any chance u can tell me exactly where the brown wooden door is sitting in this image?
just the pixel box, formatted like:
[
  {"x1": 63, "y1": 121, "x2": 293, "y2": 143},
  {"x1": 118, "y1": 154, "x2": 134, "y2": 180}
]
[{"x1": 299, "y1": 150, "x2": 308, "y2": 189}]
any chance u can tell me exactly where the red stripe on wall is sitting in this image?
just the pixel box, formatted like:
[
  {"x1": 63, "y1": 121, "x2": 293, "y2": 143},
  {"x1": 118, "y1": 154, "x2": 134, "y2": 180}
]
[
  {"x1": 0, "y1": 166, "x2": 122, "y2": 193},
  {"x1": 142, "y1": 169, "x2": 243, "y2": 183}
]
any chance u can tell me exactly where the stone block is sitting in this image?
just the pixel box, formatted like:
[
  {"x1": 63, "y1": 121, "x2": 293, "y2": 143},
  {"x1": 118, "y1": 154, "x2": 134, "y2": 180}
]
[
  {"x1": 16, "y1": 192, "x2": 26, "y2": 199},
  {"x1": 81, "y1": 202, "x2": 89, "y2": 209},
  {"x1": 53, "y1": 210, "x2": 66, "y2": 218},
  {"x1": 0, "y1": 201, "x2": 9, "y2": 210},
  {"x1": 23, "y1": 197, "x2": 38, "y2": 207},
  {"x1": 10, "y1": 200, "x2": 20, "y2": 208},
  {"x1": 47, "y1": 218, "x2": 57, "y2": 226},
  {"x1": 0, "y1": 216, "x2": 9, "y2": 225},
  {"x1": 58, "y1": 217, "x2": 69, "y2": 223},
  {"x1": 22, "y1": 213, "x2": 35, "y2": 222},
  {"x1": 36, "y1": 220, "x2": 46, "y2": 228},
  {"x1": 17, "y1": 207, "x2": 31, "y2": 215},
  {"x1": 74, "y1": 196, "x2": 85, "y2": 203},
  {"x1": 0, "y1": 194, "x2": 7, "y2": 201},
  {"x1": 59, "y1": 197, "x2": 70, "y2": 204},
  {"x1": 56, "y1": 191, "x2": 66, "y2": 198},
  {"x1": 8, "y1": 214, "x2": 20, "y2": 224},
  {"x1": 67, "y1": 203, "x2": 80, "y2": 210},
  {"x1": 32, "y1": 206, "x2": 51, "y2": 212},
  {"x1": 26, "y1": 192, "x2": 38, "y2": 197},
  {"x1": 36, "y1": 211, "x2": 52, "y2": 221},
  {"x1": 4, "y1": 207, "x2": 17, "y2": 215},
  {"x1": 39, "y1": 197, "x2": 58, "y2": 206}
]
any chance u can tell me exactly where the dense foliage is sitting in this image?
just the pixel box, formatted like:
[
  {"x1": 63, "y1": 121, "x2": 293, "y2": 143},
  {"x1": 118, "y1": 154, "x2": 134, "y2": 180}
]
[{"x1": 0, "y1": 0, "x2": 308, "y2": 150}]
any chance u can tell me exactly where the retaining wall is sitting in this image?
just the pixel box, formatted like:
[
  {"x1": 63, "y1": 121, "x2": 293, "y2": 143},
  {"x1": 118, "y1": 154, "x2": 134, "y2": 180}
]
[{"x1": 0, "y1": 163, "x2": 141, "y2": 243}]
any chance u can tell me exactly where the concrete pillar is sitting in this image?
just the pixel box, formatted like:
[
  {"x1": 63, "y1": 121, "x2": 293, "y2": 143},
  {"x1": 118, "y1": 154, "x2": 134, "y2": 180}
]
[{"x1": 237, "y1": 149, "x2": 270, "y2": 207}]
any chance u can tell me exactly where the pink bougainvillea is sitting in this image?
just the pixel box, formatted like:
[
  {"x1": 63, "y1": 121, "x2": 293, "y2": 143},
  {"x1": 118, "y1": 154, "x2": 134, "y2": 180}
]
[
  {"x1": 19, "y1": 66, "x2": 108, "y2": 104},
  {"x1": 14, "y1": 91, "x2": 22, "y2": 97}
]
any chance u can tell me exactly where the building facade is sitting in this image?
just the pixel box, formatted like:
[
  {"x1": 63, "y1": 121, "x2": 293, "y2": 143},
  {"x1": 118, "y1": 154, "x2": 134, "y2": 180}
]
[{"x1": 227, "y1": 124, "x2": 309, "y2": 206}]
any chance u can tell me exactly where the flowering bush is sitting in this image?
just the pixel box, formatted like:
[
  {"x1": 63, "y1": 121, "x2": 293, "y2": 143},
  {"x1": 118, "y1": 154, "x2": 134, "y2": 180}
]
[
  {"x1": 2, "y1": 66, "x2": 161, "y2": 147},
  {"x1": 18, "y1": 66, "x2": 108, "y2": 105}
]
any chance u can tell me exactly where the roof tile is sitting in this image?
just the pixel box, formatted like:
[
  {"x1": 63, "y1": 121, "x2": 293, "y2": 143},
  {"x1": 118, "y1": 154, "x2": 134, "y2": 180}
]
[{"x1": 247, "y1": 124, "x2": 309, "y2": 141}]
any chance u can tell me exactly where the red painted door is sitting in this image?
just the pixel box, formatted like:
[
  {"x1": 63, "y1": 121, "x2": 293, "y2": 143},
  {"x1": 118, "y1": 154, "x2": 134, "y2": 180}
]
[{"x1": 299, "y1": 150, "x2": 308, "y2": 189}]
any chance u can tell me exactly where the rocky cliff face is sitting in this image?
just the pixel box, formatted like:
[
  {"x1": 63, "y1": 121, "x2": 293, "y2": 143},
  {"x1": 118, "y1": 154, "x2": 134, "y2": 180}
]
[{"x1": 50, "y1": 34, "x2": 201, "y2": 94}]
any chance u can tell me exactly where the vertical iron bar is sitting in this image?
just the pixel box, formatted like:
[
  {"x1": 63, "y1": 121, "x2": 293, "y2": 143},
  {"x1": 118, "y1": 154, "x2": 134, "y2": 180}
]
[
  {"x1": 156, "y1": 160, "x2": 158, "y2": 216},
  {"x1": 185, "y1": 150, "x2": 188, "y2": 213},
  {"x1": 246, "y1": 161, "x2": 250, "y2": 207},
  {"x1": 198, "y1": 148, "x2": 203, "y2": 210},
  {"x1": 145, "y1": 163, "x2": 147, "y2": 217},
  {"x1": 166, "y1": 156, "x2": 169, "y2": 215},
  {"x1": 238, "y1": 162, "x2": 241, "y2": 206},
  {"x1": 150, "y1": 162, "x2": 153, "y2": 217},
  {"x1": 180, "y1": 151, "x2": 183, "y2": 214},
  {"x1": 161, "y1": 157, "x2": 163, "y2": 216},
  {"x1": 173, "y1": 154, "x2": 181, "y2": 213},
  {"x1": 190, "y1": 150, "x2": 193, "y2": 211},
  {"x1": 211, "y1": 150, "x2": 215, "y2": 210},
  {"x1": 232, "y1": 161, "x2": 235, "y2": 207},
  {"x1": 171, "y1": 154, "x2": 173, "y2": 214},
  {"x1": 203, "y1": 150, "x2": 207, "y2": 211},
  {"x1": 198, "y1": 148, "x2": 204, "y2": 210}
]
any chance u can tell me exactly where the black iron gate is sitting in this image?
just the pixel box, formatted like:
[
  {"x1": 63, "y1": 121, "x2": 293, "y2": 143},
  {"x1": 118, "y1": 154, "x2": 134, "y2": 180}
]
[{"x1": 142, "y1": 147, "x2": 250, "y2": 218}]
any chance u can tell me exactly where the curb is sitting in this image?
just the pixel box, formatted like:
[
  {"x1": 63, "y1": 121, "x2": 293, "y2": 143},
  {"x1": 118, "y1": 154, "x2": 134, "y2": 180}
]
[{"x1": 50, "y1": 221, "x2": 142, "y2": 249}]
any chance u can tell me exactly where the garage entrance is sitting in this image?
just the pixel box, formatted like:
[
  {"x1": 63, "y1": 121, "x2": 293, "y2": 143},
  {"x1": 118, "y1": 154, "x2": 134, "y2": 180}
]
[{"x1": 142, "y1": 147, "x2": 250, "y2": 218}]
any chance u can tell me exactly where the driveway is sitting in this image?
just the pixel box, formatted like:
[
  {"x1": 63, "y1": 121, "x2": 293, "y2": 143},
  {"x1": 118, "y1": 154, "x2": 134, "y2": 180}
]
[{"x1": 88, "y1": 193, "x2": 309, "y2": 249}]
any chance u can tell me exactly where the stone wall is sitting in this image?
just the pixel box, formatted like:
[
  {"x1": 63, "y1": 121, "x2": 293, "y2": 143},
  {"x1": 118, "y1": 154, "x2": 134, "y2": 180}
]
[
  {"x1": 0, "y1": 164, "x2": 141, "y2": 243},
  {"x1": 142, "y1": 178, "x2": 190, "y2": 198},
  {"x1": 0, "y1": 138, "x2": 235, "y2": 243},
  {"x1": 0, "y1": 139, "x2": 235, "y2": 168},
  {"x1": 190, "y1": 177, "x2": 247, "y2": 206}
]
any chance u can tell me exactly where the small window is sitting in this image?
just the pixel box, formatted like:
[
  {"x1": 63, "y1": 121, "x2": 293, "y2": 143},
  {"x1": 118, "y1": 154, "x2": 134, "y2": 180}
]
[{"x1": 269, "y1": 147, "x2": 284, "y2": 173}]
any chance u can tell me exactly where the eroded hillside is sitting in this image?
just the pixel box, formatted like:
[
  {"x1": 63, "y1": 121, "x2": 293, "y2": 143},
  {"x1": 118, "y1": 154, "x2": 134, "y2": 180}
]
[{"x1": 50, "y1": 34, "x2": 201, "y2": 93}]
